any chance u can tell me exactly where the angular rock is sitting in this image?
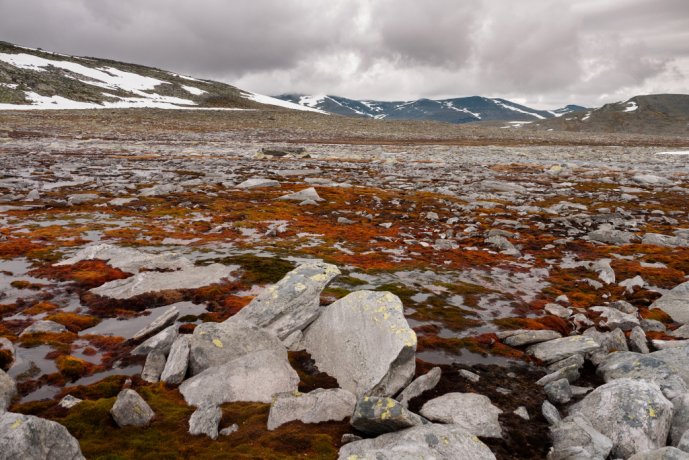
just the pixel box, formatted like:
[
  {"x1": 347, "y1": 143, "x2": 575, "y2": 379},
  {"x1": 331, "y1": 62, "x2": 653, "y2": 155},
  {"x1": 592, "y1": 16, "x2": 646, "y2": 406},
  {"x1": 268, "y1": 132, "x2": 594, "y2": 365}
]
[
  {"x1": 267, "y1": 388, "x2": 356, "y2": 430},
  {"x1": 350, "y1": 396, "x2": 426, "y2": 435},
  {"x1": 542, "y1": 400, "x2": 561, "y2": 426},
  {"x1": 338, "y1": 423, "x2": 496, "y2": 460},
  {"x1": 651, "y1": 281, "x2": 689, "y2": 324},
  {"x1": 590, "y1": 306, "x2": 640, "y2": 331},
  {"x1": 671, "y1": 325, "x2": 689, "y2": 339},
  {"x1": 277, "y1": 187, "x2": 324, "y2": 202},
  {"x1": 0, "y1": 412, "x2": 85, "y2": 460},
  {"x1": 188, "y1": 405, "x2": 222, "y2": 439},
  {"x1": 56, "y1": 243, "x2": 192, "y2": 273},
  {"x1": 141, "y1": 350, "x2": 166, "y2": 383},
  {"x1": 630, "y1": 326, "x2": 650, "y2": 353},
  {"x1": 58, "y1": 395, "x2": 83, "y2": 409},
  {"x1": 90, "y1": 263, "x2": 234, "y2": 299},
  {"x1": 504, "y1": 330, "x2": 562, "y2": 347},
  {"x1": 536, "y1": 364, "x2": 580, "y2": 386},
  {"x1": 570, "y1": 379, "x2": 674, "y2": 458},
  {"x1": 544, "y1": 303, "x2": 572, "y2": 318},
  {"x1": 610, "y1": 299, "x2": 638, "y2": 314},
  {"x1": 459, "y1": 369, "x2": 480, "y2": 382},
  {"x1": 679, "y1": 430, "x2": 689, "y2": 453},
  {"x1": 587, "y1": 227, "x2": 639, "y2": 245},
  {"x1": 591, "y1": 258, "x2": 615, "y2": 284},
  {"x1": 672, "y1": 394, "x2": 689, "y2": 447},
  {"x1": 132, "y1": 304, "x2": 179, "y2": 341},
  {"x1": 19, "y1": 320, "x2": 67, "y2": 336},
  {"x1": 546, "y1": 354, "x2": 585, "y2": 374},
  {"x1": 302, "y1": 290, "x2": 416, "y2": 398},
  {"x1": 132, "y1": 325, "x2": 178, "y2": 356},
  {"x1": 419, "y1": 392, "x2": 503, "y2": 438},
  {"x1": 544, "y1": 378, "x2": 572, "y2": 404},
  {"x1": 653, "y1": 345, "x2": 689, "y2": 386},
  {"x1": 219, "y1": 424, "x2": 239, "y2": 436},
  {"x1": 188, "y1": 320, "x2": 286, "y2": 375},
  {"x1": 396, "y1": 367, "x2": 441, "y2": 408},
  {"x1": 235, "y1": 178, "x2": 279, "y2": 189},
  {"x1": 643, "y1": 233, "x2": 689, "y2": 248},
  {"x1": 654, "y1": 340, "x2": 689, "y2": 350},
  {"x1": 628, "y1": 447, "x2": 689, "y2": 460},
  {"x1": 0, "y1": 369, "x2": 17, "y2": 412},
  {"x1": 514, "y1": 406, "x2": 530, "y2": 420},
  {"x1": 526, "y1": 336, "x2": 600, "y2": 364},
  {"x1": 642, "y1": 319, "x2": 668, "y2": 333},
  {"x1": 179, "y1": 349, "x2": 299, "y2": 407},
  {"x1": 548, "y1": 414, "x2": 613, "y2": 460},
  {"x1": 597, "y1": 351, "x2": 687, "y2": 400},
  {"x1": 110, "y1": 389, "x2": 155, "y2": 427},
  {"x1": 229, "y1": 261, "x2": 340, "y2": 340},
  {"x1": 160, "y1": 335, "x2": 190, "y2": 385}
]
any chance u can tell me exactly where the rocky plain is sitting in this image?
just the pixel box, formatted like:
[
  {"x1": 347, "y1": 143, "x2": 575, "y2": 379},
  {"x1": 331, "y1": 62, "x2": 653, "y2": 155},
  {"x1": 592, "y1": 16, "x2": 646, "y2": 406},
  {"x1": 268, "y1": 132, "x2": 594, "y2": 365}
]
[{"x1": 1, "y1": 108, "x2": 689, "y2": 459}]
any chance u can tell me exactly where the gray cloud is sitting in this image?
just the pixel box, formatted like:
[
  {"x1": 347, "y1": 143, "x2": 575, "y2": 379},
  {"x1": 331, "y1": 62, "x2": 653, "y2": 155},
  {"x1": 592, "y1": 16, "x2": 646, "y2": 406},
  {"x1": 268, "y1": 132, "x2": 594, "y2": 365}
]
[{"x1": 0, "y1": 0, "x2": 687, "y2": 108}]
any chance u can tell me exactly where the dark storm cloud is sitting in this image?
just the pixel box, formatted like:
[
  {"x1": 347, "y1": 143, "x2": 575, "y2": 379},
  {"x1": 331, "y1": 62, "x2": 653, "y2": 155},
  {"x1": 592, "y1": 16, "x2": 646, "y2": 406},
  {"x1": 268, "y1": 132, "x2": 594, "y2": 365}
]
[{"x1": 0, "y1": 0, "x2": 687, "y2": 108}]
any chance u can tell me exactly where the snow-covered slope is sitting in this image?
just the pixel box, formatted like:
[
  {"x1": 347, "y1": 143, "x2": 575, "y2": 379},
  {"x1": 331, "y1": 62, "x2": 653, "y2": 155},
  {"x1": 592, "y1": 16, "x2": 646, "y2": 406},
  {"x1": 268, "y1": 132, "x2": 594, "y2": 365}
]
[
  {"x1": 0, "y1": 42, "x2": 323, "y2": 112},
  {"x1": 276, "y1": 94, "x2": 587, "y2": 124}
]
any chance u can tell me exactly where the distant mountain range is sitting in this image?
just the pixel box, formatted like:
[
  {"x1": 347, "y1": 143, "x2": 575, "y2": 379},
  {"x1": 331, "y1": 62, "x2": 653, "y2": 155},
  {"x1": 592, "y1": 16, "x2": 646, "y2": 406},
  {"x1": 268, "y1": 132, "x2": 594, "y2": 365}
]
[
  {"x1": 275, "y1": 94, "x2": 588, "y2": 124},
  {"x1": 527, "y1": 94, "x2": 689, "y2": 136}
]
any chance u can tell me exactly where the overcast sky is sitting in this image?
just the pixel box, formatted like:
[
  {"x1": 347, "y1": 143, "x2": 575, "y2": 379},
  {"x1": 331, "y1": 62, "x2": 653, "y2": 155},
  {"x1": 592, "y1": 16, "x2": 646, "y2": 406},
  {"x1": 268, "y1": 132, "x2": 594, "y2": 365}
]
[{"x1": 1, "y1": 0, "x2": 687, "y2": 108}]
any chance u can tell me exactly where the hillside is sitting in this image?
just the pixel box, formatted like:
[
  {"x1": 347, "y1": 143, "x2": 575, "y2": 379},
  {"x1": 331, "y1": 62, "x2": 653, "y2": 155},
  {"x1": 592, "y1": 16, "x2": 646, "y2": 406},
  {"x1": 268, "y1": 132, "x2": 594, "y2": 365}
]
[
  {"x1": 0, "y1": 41, "x2": 322, "y2": 112},
  {"x1": 276, "y1": 94, "x2": 588, "y2": 124},
  {"x1": 527, "y1": 94, "x2": 689, "y2": 136}
]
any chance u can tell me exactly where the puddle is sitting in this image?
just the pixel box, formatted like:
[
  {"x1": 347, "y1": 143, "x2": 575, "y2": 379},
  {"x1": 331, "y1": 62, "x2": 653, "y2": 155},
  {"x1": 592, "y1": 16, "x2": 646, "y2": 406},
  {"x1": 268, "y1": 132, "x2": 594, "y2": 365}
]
[{"x1": 8, "y1": 344, "x2": 59, "y2": 380}]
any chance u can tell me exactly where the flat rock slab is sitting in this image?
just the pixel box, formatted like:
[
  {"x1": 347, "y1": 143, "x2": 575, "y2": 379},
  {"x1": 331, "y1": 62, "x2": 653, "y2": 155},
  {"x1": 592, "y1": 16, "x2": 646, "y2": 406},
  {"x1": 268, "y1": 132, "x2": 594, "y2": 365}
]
[
  {"x1": 179, "y1": 349, "x2": 299, "y2": 407},
  {"x1": 397, "y1": 367, "x2": 441, "y2": 408},
  {"x1": 235, "y1": 178, "x2": 279, "y2": 189},
  {"x1": 160, "y1": 335, "x2": 190, "y2": 385},
  {"x1": 267, "y1": 388, "x2": 356, "y2": 430},
  {"x1": 277, "y1": 187, "x2": 324, "y2": 202},
  {"x1": 302, "y1": 290, "x2": 416, "y2": 398},
  {"x1": 20, "y1": 320, "x2": 67, "y2": 336},
  {"x1": 338, "y1": 423, "x2": 496, "y2": 460},
  {"x1": 188, "y1": 320, "x2": 286, "y2": 375},
  {"x1": 55, "y1": 243, "x2": 192, "y2": 273},
  {"x1": 419, "y1": 392, "x2": 503, "y2": 438},
  {"x1": 110, "y1": 389, "x2": 155, "y2": 428},
  {"x1": 504, "y1": 330, "x2": 562, "y2": 347},
  {"x1": 229, "y1": 261, "x2": 340, "y2": 340},
  {"x1": 0, "y1": 412, "x2": 85, "y2": 460},
  {"x1": 132, "y1": 304, "x2": 180, "y2": 341},
  {"x1": 570, "y1": 378, "x2": 673, "y2": 458},
  {"x1": 90, "y1": 263, "x2": 234, "y2": 299},
  {"x1": 132, "y1": 325, "x2": 178, "y2": 356},
  {"x1": 350, "y1": 396, "x2": 426, "y2": 435},
  {"x1": 651, "y1": 281, "x2": 689, "y2": 324},
  {"x1": 526, "y1": 335, "x2": 600, "y2": 364}
]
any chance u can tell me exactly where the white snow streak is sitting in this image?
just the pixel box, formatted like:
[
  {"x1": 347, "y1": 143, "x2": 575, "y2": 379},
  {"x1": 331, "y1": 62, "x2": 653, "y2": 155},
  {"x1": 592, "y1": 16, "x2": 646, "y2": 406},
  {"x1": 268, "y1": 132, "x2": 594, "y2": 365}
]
[
  {"x1": 491, "y1": 99, "x2": 545, "y2": 119},
  {"x1": 623, "y1": 101, "x2": 638, "y2": 112},
  {"x1": 182, "y1": 85, "x2": 207, "y2": 96},
  {"x1": 242, "y1": 92, "x2": 326, "y2": 113}
]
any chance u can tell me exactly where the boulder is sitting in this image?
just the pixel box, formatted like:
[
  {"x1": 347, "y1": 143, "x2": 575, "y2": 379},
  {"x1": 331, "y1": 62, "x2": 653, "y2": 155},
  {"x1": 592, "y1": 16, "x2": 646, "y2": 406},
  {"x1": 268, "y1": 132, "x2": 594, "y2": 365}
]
[
  {"x1": 55, "y1": 243, "x2": 192, "y2": 273},
  {"x1": 651, "y1": 282, "x2": 689, "y2": 324},
  {"x1": 160, "y1": 335, "x2": 190, "y2": 385},
  {"x1": 19, "y1": 320, "x2": 67, "y2": 336},
  {"x1": 653, "y1": 345, "x2": 689, "y2": 386},
  {"x1": 267, "y1": 388, "x2": 356, "y2": 430},
  {"x1": 548, "y1": 414, "x2": 613, "y2": 460},
  {"x1": 590, "y1": 306, "x2": 640, "y2": 331},
  {"x1": 597, "y1": 351, "x2": 687, "y2": 400},
  {"x1": 679, "y1": 430, "x2": 689, "y2": 453},
  {"x1": 277, "y1": 187, "x2": 324, "y2": 202},
  {"x1": 544, "y1": 379, "x2": 572, "y2": 404},
  {"x1": 0, "y1": 370, "x2": 17, "y2": 412},
  {"x1": 542, "y1": 400, "x2": 561, "y2": 426},
  {"x1": 587, "y1": 227, "x2": 638, "y2": 245},
  {"x1": 628, "y1": 447, "x2": 689, "y2": 459},
  {"x1": 419, "y1": 392, "x2": 503, "y2": 438},
  {"x1": 228, "y1": 262, "x2": 340, "y2": 340},
  {"x1": 89, "y1": 263, "x2": 234, "y2": 299},
  {"x1": 0, "y1": 412, "x2": 85, "y2": 460},
  {"x1": 58, "y1": 395, "x2": 83, "y2": 409},
  {"x1": 569, "y1": 379, "x2": 674, "y2": 458},
  {"x1": 188, "y1": 405, "x2": 221, "y2": 439},
  {"x1": 504, "y1": 330, "x2": 562, "y2": 347},
  {"x1": 179, "y1": 349, "x2": 299, "y2": 407},
  {"x1": 338, "y1": 423, "x2": 496, "y2": 460},
  {"x1": 132, "y1": 325, "x2": 178, "y2": 356},
  {"x1": 547, "y1": 354, "x2": 585, "y2": 374},
  {"x1": 302, "y1": 290, "x2": 416, "y2": 398},
  {"x1": 132, "y1": 304, "x2": 180, "y2": 341},
  {"x1": 396, "y1": 367, "x2": 441, "y2": 408},
  {"x1": 188, "y1": 320, "x2": 286, "y2": 375},
  {"x1": 141, "y1": 350, "x2": 166, "y2": 383},
  {"x1": 671, "y1": 394, "x2": 689, "y2": 446},
  {"x1": 630, "y1": 326, "x2": 650, "y2": 353},
  {"x1": 110, "y1": 389, "x2": 155, "y2": 427},
  {"x1": 235, "y1": 178, "x2": 280, "y2": 189},
  {"x1": 350, "y1": 396, "x2": 426, "y2": 435},
  {"x1": 536, "y1": 364, "x2": 580, "y2": 386},
  {"x1": 526, "y1": 336, "x2": 600, "y2": 364}
]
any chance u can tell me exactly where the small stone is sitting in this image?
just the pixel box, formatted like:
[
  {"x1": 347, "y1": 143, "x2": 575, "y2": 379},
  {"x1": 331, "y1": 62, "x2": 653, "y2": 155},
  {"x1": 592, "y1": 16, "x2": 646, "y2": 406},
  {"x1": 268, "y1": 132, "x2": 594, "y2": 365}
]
[
  {"x1": 458, "y1": 369, "x2": 480, "y2": 383},
  {"x1": 341, "y1": 433, "x2": 362, "y2": 444},
  {"x1": 544, "y1": 303, "x2": 572, "y2": 318},
  {"x1": 641, "y1": 319, "x2": 668, "y2": 333},
  {"x1": 110, "y1": 389, "x2": 155, "y2": 427},
  {"x1": 546, "y1": 354, "x2": 585, "y2": 374},
  {"x1": 397, "y1": 367, "x2": 441, "y2": 408},
  {"x1": 132, "y1": 325, "x2": 178, "y2": 356},
  {"x1": 420, "y1": 392, "x2": 503, "y2": 438},
  {"x1": 219, "y1": 424, "x2": 239, "y2": 436},
  {"x1": 542, "y1": 400, "x2": 561, "y2": 425},
  {"x1": 630, "y1": 326, "x2": 650, "y2": 353},
  {"x1": 514, "y1": 406, "x2": 530, "y2": 420},
  {"x1": 188, "y1": 405, "x2": 222, "y2": 439},
  {"x1": 350, "y1": 396, "x2": 425, "y2": 435},
  {"x1": 141, "y1": 350, "x2": 167, "y2": 383},
  {"x1": 536, "y1": 364, "x2": 580, "y2": 386},
  {"x1": 526, "y1": 335, "x2": 600, "y2": 364},
  {"x1": 58, "y1": 395, "x2": 83, "y2": 409},
  {"x1": 544, "y1": 378, "x2": 572, "y2": 404}
]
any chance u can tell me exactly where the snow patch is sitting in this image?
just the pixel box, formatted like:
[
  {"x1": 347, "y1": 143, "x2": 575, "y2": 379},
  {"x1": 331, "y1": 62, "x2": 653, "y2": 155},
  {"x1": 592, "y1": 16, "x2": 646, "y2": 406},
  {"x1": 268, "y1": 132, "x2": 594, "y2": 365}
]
[
  {"x1": 623, "y1": 101, "x2": 638, "y2": 112},
  {"x1": 298, "y1": 95, "x2": 326, "y2": 108},
  {"x1": 491, "y1": 99, "x2": 545, "y2": 119},
  {"x1": 242, "y1": 92, "x2": 327, "y2": 113},
  {"x1": 442, "y1": 101, "x2": 481, "y2": 119},
  {"x1": 656, "y1": 151, "x2": 689, "y2": 155},
  {"x1": 182, "y1": 85, "x2": 207, "y2": 96}
]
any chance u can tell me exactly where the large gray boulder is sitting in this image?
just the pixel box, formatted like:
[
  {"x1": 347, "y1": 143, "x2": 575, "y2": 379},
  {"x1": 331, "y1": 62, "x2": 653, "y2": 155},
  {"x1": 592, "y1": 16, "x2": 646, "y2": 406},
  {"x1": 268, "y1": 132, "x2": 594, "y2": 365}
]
[
  {"x1": 110, "y1": 389, "x2": 155, "y2": 427},
  {"x1": 527, "y1": 336, "x2": 600, "y2": 364},
  {"x1": 653, "y1": 346, "x2": 689, "y2": 386},
  {"x1": 338, "y1": 423, "x2": 496, "y2": 460},
  {"x1": 569, "y1": 378, "x2": 674, "y2": 458},
  {"x1": 160, "y1": 335, "x2": 190, "y2": 385},
  {"x1": 179, "y1": 349, "x2": 299, "y2": 407},
  {"x1": 396, "y1": 367, "x2": 441, "y2": 408},
  {"x1": 350, "y1": 396, "x2": 426, "y2": 435},
  {"x1": 671, "y1": 394, "x2": 689, "y2": 447},
  {"x1": 420, "y1": 392, "x2": 503, "y2": 438},
  {"x1": 302, "y1": 290, "x2": 417, "y2": 397},
  {"x1": 651, "y1": 282, "x2": 689, "y2": 324},
  {"x1": 597, "y1": 352, "x2": 687, "y2": 400},
  {"x1": 188, "y1": 320, "x2": 286, "y2": 375},
  {"x1": 0, "y1": 369, "x2": 17, "y2": 412},
  {"x1": 548, "y1": 414, "x2": 613, "y2": 460},
  {"x1": 228, "y1": 262, "x2": 340, "y2": 340},
  {"x1": 0, "y1": 412, "x2": 85, "y2": 460},
  {"x1": 267, "y1": 388, "x2": 356, "y2": 430},
  {"x1": 628, "y1": 447, "x2": 689, "y2": 459}
]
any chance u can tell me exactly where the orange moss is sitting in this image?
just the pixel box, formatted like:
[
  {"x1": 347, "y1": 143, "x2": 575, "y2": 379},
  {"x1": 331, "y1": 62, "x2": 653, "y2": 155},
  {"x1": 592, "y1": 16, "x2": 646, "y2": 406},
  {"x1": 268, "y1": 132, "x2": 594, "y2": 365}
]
[
  {"x1": 45, "y1": 312, "x2": 101, "y2": 333},
  {"x1": 30, "y1": 259, "x2": 130, "y2": 289},
  {"x1": 23, "y1": 301, "x2": 60, "y2": 315},
  {"x1": 56, "y1": 355, "x2": 96, "y2": 381},
  {"x1": 493, "y1": 316, "x2": 571, "y2": 336},
  {"x1": 0, "y1": 238, "x2": 44, "y2": 259}
]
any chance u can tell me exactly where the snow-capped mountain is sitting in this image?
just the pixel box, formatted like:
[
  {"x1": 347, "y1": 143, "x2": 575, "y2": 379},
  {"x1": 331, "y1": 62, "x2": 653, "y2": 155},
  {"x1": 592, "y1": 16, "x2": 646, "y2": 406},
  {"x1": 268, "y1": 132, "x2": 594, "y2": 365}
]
[
  {"x1": 0, "y1": 41, "x2": 323, "y2": 112},
  {"x1": 276, "y1": 94, "x2": 588, "y2": 124}
]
